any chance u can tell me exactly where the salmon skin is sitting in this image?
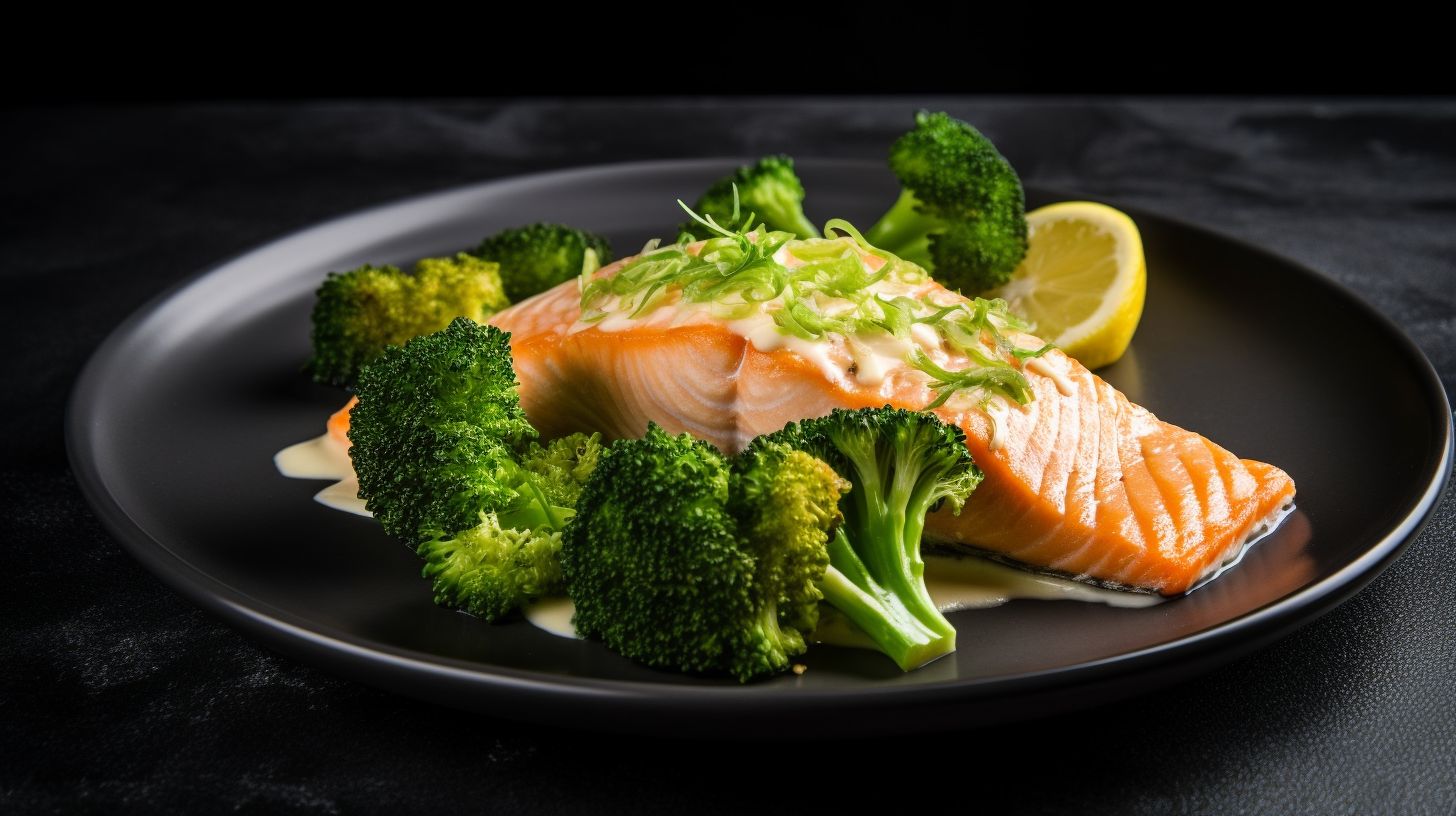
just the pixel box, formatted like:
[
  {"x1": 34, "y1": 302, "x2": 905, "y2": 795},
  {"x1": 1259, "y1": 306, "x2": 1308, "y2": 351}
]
[{"x1": 482, "y1": 250, "x2": 1295, "y2": 596}]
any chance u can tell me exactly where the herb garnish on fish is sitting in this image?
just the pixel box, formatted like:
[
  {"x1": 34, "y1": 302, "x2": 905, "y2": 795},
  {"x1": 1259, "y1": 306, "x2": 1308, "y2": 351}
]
[{"x1": 576, "y1": 196, "x2": 1052, "y2": 414}]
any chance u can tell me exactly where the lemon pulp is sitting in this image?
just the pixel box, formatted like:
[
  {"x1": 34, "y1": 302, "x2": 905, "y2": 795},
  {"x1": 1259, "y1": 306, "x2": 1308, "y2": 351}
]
[{"x1": 990, "y1": 201, "x2": 1146, "y2": 370}]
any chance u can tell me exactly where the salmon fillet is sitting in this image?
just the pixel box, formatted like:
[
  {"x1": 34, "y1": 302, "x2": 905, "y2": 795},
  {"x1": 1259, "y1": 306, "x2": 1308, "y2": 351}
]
[{"x1": 485, "y1": 252, "x2": 1295, "y2": 596}]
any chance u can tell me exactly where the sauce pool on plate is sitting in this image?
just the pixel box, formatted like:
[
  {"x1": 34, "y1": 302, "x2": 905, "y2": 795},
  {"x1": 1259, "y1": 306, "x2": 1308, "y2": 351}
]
[{"x1": 274, "y1": 429, "x2": 1169, "y2": 645}]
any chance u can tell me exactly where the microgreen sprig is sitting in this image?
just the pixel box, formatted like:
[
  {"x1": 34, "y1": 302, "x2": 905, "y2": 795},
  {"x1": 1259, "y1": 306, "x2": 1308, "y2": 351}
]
[{"x1": 905, "y1": 296, "x2": 1053, "y2": 408}]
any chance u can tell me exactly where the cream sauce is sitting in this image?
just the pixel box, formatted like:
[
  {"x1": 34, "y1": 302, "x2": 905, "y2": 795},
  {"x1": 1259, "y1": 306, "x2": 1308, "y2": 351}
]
[
  {"x1": 516, "y1": 552, "x2": 1164, "y2": 643},
  {"x1": 847, "y1": 332, "x2": 914, "y2": 387},
  {"x1": 567, "y1": 241, "x2": 946, "y2": 392},
  {"x1": 521, "y1": 596, "x2": 581, "y2": 638},
  {"x1": 910, "y1": 322, "x2": 942, "y2": 351},
  {"x1": 922, "y1": 553, "x2": 1164, "y2": 611},
  {"x1": 813, "y1": 554, "x2": 1165, "y2": 649},
  {"x1": 1026, "y1": 355, "x2": 1077, "y2": 397},
  {"x1": 273, "y1": 433, "x2": 371, "y2": 517},
  {"x1": 728, "y1": 313, "x2": 842, "y2": 382},
  {"x1": 476, "y1": 501, "x2": 1294, "y2": 643},
  {"x1": 983, "y1": 396, "x2": 1009, "y2": 452}
]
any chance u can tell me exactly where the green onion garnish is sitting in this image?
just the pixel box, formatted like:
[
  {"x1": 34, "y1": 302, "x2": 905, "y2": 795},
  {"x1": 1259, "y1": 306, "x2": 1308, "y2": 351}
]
[{"x1": 577, "y1": 196, "x2": 1053, "y2": 412}]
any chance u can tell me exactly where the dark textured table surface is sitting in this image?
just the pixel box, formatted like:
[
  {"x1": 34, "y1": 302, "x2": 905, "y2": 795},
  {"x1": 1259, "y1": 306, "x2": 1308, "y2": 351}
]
[{"x1": 3, "y1": 99, "x2": 1455, "y2": 814}]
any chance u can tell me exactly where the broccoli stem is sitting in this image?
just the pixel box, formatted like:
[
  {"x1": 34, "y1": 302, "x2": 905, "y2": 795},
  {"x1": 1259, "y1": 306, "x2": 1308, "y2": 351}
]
[
  {"x1": 521, "y1": 478, "x2": 570, "y2": 530},
  {"x1": 494, "y1": 480, "x2": 574, "y2": 533},
  {"x1": 744, "y1": 407, "x2": 977, "y2": 673},
  {"x1": 818, "y1": 530, "x2": 953, "y2": 671},
  {"x1": 764, "y1": 198, "x2": 823, "y2": 241},
  {"x1": 863, "y1": 189, "x2": 936, "y2": 267},
  {"x1": 841, "y1": 432, "x2": 954, "y2": 639},
  {"x1": 814, "y1": 426, "x2": 957, "y2": 669},
  {"x1": 745, "y1": 597, "x2": 803, "y2": 674}
]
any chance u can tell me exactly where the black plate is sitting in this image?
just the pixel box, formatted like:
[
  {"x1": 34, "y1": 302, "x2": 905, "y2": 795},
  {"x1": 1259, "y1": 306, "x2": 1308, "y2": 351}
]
[{"x1": 67, "y1": 160, "x2": 1452, "y2": 737}]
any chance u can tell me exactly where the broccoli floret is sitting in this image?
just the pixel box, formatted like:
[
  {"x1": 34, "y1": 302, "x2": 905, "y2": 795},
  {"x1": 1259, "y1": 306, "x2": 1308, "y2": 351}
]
[
  {"x1": 304, "y1": 254, "x2": 510, "y2": 389},
  {"x1": 863, "y1": 111, "x2": 1028, "y2": 294},
  {"x1": 471, "y1": 223, "x2": 613, "y2": 303},
  {"x1": 562, "y1": 426, "x2": 751, "y2": 676},
  {"x1": 350, "y1": 318, "x2": 600, "y2": 621},
  {"x1": 417, "y1": 516, "x2": 565, "y2": 621},
  {"x1": 678, "y1": 156, "x2": 820, "y2": 241},
  {"x1": 348, "y1": 317, "x2": 540, "y2": 540},
  {"x1": 415, "y1": 434, "x2": 601, "y2": 622},
  {"x1": 562, "y1": 426, "x2": 847, "y2": 681},
  {"x1": 730, "y1": 441, "x2": 850, "y2": 658},
  {"x1": 519, "y1": 432, "x2": 603, "y2": 509},
  {"x1": 751, "y1": 407, "x2": 983, "y2": 670}
]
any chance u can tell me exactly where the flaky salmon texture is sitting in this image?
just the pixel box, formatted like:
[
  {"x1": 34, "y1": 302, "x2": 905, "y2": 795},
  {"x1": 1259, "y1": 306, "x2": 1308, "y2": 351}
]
[{"x1": 488, "y1": 241, "x2": 1295, "y2": 596}]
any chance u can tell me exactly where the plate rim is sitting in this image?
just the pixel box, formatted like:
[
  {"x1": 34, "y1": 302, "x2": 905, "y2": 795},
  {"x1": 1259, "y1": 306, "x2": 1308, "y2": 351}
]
[{"x1": 65, "y1": 158, "x2": 1454, "y2": 734}]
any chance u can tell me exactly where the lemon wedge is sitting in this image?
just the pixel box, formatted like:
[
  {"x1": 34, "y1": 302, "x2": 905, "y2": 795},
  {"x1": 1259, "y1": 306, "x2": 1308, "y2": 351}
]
[{"x1": 990, "y1": 201, "x2": 1146, "y2": 370}]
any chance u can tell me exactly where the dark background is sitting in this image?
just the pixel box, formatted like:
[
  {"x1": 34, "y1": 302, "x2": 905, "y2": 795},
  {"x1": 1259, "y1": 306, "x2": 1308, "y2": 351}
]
[{"x1": 3, "y1": 99, "x2": 1455, "y2": 813}]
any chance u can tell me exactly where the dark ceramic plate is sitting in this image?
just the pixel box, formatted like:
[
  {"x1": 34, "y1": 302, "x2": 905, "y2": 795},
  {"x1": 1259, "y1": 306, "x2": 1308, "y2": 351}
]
[{"x1": 67, "y1": 160, "x2": 1452, "y2": 737}]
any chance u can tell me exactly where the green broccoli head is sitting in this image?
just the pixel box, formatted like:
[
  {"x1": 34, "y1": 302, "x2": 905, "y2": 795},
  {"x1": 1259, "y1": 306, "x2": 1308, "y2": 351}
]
[
  {"x1": 304, "y1": 254, "x2": 510, "y2": 389},
  {"x1": 562, "y1": 425, "x2": 845, "y2": 681},
  {"x1": 729, "y1": 441, "x2": 849, "y2": 652},
  {"x1": 679, "y1": 156, "x2": 821, "y2": 241},
  {"x1": 750, "y1": 406, "x2": 983, "y2": 671},
  {"x1": 347, "y1": 317, "x2": 536, "y2": 540},
  {"x1": 349, "y1": 318, "x2": 601, "y2": 623},
  {"x1": 471, "y1": 223, "x2": 613, "y2": 303},
  {"x1": 864, "y1": 111, "x2": 1028, "y2": 293},
  {"x1": 417, "y1": 515, "x2": 565, "y2": 622},
  {"x1": 518, "y1": 432, "x2": 604, "y2": 509},
  {"x1": 562, "y1": 425, "x2": 754, "y2": 676}
]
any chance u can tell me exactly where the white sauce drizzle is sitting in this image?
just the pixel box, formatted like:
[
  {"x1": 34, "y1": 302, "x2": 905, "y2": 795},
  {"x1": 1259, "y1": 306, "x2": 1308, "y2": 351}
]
[
  {"x1": 843, "y1": 337, "x2": 886, "y2": 386},
  {"x1": 567, "y1": 244, "x2": 962, "y2": 393},
  {"x1": 521, "y1": 596, "x2": 581, "y2": 638},
  {"x1": 1026, "y1": 356, "x2": 1076, "y2": 397},
  {"x1": 515, "y1": 553, "x2": 1165, "y2": 643},
  {"x1": 273, "y1": 433, "x2": 371, "y2": 517},
  {"x1": 847, "y1": 332, "x2": 913, "y2": 387},
  {"x1": 922, "y1": 554, "x2": 1164, "y2": 611},
  {"x1": 983, "y1": 396, "x2": 1009, "y2": 452},
  {"x1": 910, "y1": 322, "x2": 942, "y2": 351},
  {"x1": 744, "y1": 321, "x2": 785, "y2": 352},
  {"x1": 727, "y1": 312, "x2": 843, "y2": 381}
]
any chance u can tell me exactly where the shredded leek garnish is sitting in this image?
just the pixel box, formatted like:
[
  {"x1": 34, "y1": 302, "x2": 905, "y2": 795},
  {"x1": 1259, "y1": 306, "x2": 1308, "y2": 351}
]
[{"x1": 577, "y1": 198, "x2": 1053, "y2": 411}]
